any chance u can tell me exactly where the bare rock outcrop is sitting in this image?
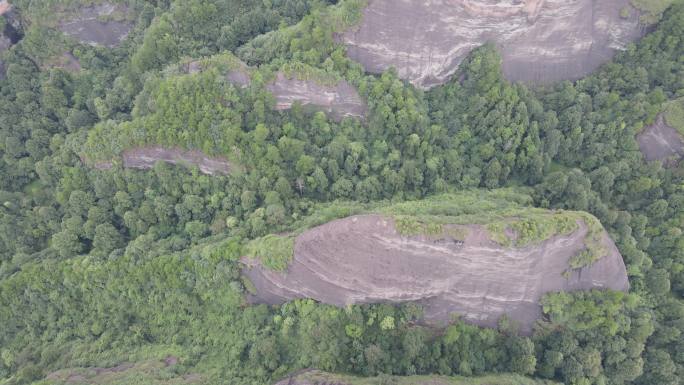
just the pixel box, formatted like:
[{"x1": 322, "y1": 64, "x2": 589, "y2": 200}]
[
  {"x1": 243, "y1": 215, "x2": 629, "y2": 334},
  {"x1": 58, "y1": 3, "x2": 133, "y2": 47},
  {"x1": 186, "y1": 59, "x2": 366, "y2": 120},
  {"x1": 340, "y1": 0, "x2": 643, "y2": 88},
  {"x1": 0, "y1": 0, "x2": 17, "y2": 79},
  {"x1": 637, "y1": 114, "x2": 684, "y2": 164},
  {"x1": 226, "y1": 69, "x2": 251, "y2": 88},
  {"x1": 266, "y1": 72, "x2": 367, "y2": 120},
  {"x1": 94, "y1": 146, "x2": 232, "y2": 176}
]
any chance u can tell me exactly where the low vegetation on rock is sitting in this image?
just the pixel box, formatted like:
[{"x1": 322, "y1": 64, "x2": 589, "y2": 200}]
[
  {"x1": 242, "y1": 189, "x2": 629, "y2": 333},
  {"x1": 274, "y1": 369, "x2": 560, "y2": 385},
  {"x1": 663, "y1": 97, "x2": 684, "y2": 135},
  {"x1": 243, "y1": 234, "x2": 294, "y2": 271},
  {"x1": 1, "y1": 0, "x2": 683, "y2": 384}
]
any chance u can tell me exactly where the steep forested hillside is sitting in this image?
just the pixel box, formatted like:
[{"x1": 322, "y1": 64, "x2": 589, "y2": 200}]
[{"x1": 0, "y1": 1, "x2": 683, "y2": 385}]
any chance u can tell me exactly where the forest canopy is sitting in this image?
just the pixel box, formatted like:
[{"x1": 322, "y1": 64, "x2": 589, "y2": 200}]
[{"x1": 0, "y1": 0, "x2": 683, "y2": 385}]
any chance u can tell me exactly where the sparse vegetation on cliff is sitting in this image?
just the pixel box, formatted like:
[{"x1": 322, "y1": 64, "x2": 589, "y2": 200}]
[{"x1": 1, "y1": 1, "x2": 683, "y2": 385}]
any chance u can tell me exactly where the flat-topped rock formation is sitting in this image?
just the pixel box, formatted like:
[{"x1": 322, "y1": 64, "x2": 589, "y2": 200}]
[
  {"x1": 340, "y1": 0, "x2": 643, "y2": 88},
  {"x1": 243, "y1": 214, "x2": 629, "y2": 334},
  {"x1": 58, "y1": 3, "x2": 133, "y2": 47},
  {"x1": 94, "y1": 146, "x2": 232, "y2": 176},
  {"x1": 637, "y1": 114, "x2": 684, "y2": 164}
]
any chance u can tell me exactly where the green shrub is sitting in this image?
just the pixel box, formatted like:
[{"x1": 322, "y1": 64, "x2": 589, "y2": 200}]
[
  {"x1": 243, "y1": 234, "x2": 294, "y2": 271},
  {"x1": 663, "y1": 97, "x2": 684, "y2": 135}
]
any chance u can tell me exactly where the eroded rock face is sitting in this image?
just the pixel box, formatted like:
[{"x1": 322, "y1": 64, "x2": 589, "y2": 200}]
[
  {"x1": 226, "y1": 69, "x2": 251, "y2": 88},
  {"x1": 59, "y1": 3, "x2": 132, "y2": 47},
  {"x1": 637, "y1": 114, "x2": 684, "y2": 164},
  {"x1": 186, "y1": 60, "x2": 367, "y2": 120},
  {"x1": 0, "y1": 0, "x2": 16, "y2": 79},
  {"x1": 243, "y1": 215, "x2": 629, "y2": 334},
  {"x1": 340, "y1": 0, "x2": 643, "y2": 88},
  {"x1": 266, "y1": 72, "x2": 367, "y2": 120},
  {"x1": 94, "y1": 147, "x2": 232, "y2": 175}
]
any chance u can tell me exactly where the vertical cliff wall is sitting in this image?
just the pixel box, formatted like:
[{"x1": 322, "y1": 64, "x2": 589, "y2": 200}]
[{"x1": 340, "y1": 0, "x2": 644, "y2": 88}]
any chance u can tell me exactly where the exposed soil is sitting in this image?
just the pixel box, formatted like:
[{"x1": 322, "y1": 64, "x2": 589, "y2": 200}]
[
  {"x1": 340, "y1": 0, "x2": 643, "y2": 88},
  {"x1": 243, "y1": 215, "x2": 629, "y2": 334},
  {"x1": 637, "y1": 114, "x2": 684, "y2": 164},
  {"x1": 94, "y1": 146, "x2": 232, "y2": 176},
  {"x1": 58, "y1": 3, "x2": 133, "y2": 47}
]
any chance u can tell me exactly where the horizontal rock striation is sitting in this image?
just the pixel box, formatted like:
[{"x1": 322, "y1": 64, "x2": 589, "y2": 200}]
[
  {"x1": 187, "y1": 60, "x2": 367, "y2": 120},
  {"x1": 637, "y1": 114, "x2": 684, "y2": 164},
  {"x1": 94, "y1": 146, "x2": 232, "y2": 175},
  {"x1": 243, "y1": 214, "x2": 629, "y2": 334},
  {"x1": 340, "y1": 0, "x2": 643, "y2": 88},
  {"x1": 266, "y1": 72, "x2": 367, "y2": 120}
]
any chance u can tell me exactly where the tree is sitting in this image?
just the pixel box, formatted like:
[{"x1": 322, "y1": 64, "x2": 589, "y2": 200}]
[
  {"x1": 506, "y1": 337, "x2": 536, "y2": 375},
  {"x1": 93, "y1": 224, "x2": 124, "y2": 256},
  {"x1": 646, "y1": 268, "x2": 671, "y2": 297},
  {"x1": 51, "y1": 229, "x2": 83, "y2": 258}
]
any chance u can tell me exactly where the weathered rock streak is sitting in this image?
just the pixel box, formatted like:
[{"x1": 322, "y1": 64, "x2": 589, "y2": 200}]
[
  {"x1": 340, "y1": 0, "x2": 643, "y2": 88},
  {"x1": 94, "y1": 147, "x2": 231, "y2": 175},
  {"x1": 265, "y1": 72, "x2": 367, "y2": 120},
  {"x1": 243, "y1": 215, "x2": 629, "y2": 333},
  {"x1": 637, "y1": 114, "x2": 684, "y2": 163}
]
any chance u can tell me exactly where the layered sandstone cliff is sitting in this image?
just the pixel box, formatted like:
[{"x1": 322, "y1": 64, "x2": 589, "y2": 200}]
[
  {"x1": 340, "y1": 0, "x2": 643, "y2": 88},
  {"x1": 244, "y1": 214, "x2": 629, "y2": 334}
]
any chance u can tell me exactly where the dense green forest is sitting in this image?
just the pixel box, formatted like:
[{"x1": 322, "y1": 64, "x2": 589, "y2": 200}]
[{"x1": 0, "y1": 0, "x2": 683, "y2": 384}]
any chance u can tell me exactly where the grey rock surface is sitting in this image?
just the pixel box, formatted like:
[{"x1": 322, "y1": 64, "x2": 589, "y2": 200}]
[
  {"x1": 243, "y1": 214, "x2": 629, "y2": 334},
  {"x1": 637, "y1": 114, "x2": 684, "y2": 163},
  {"x1": 226, "y1": 69, "x2": 251, "y2": 88},
  {"x1": 340, "y1": 0, "x2": 643, "y2": 88},
  {"x1": 94, "y1": 146, "x2": 232, "y2": 176},
  {"x1": 186, "y1": 59, "x2": 366, "y2": 120},
  {"x1": 266, "y1": 72, "x2": 367, "y2": 120},
  {"x1": 59, "y1": 3, "x2": 132, "y2": 47},
  {"x1": 0, "y1": 0, "x2": 14, "y2": 79}
]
